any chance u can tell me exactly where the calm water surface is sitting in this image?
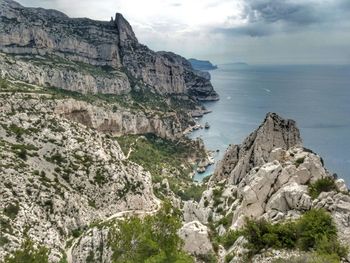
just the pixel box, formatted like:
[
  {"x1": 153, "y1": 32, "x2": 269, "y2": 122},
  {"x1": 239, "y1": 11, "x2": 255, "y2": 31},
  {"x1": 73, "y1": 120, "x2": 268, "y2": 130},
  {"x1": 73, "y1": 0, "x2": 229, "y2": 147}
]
[{"x1": 190, "y1": 64, "x2": 350, "y2": 185}]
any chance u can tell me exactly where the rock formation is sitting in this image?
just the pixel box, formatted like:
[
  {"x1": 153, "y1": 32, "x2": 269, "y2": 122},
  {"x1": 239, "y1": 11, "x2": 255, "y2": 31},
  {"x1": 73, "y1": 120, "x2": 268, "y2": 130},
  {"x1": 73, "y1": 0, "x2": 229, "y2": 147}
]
[
  {"x1": 212, "y1": 112, "x2": 302, "y2": 185},
  {"x1": 178, "y1": 221, "x2": 214, "y2": 257},
  {"x1": 183, "y1": 113, "x2": 350, "y2": 262},
  {"x1": 0, "y1": 0, "x2": 218, "y2": 100}
]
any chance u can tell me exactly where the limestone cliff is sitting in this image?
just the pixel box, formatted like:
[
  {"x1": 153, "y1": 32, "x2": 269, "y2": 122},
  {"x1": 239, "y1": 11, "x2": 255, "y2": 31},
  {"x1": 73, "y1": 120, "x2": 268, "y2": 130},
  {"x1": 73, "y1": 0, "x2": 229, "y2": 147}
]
[
  {"x1": 0, "y1": 0, "x2": 218, "y2": 100},
  {"x1": 54, "y1": 99, "x2": 184, "y2": 139}
]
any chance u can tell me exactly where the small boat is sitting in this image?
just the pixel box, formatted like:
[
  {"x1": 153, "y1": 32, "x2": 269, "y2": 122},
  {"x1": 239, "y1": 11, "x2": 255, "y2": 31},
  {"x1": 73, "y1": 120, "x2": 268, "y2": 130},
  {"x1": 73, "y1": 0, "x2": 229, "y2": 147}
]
[{"x1": 204, "y1": 122, "x2": 210, "y2": 129}]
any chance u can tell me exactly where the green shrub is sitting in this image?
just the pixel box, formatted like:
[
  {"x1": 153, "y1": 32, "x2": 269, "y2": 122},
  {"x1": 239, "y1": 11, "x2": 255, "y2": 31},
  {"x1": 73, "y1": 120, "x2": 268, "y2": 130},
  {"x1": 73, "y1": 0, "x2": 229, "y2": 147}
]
[
  {"x1": 308, "y1": 177, "x2": 337, "y2": 199},
  {"x1": 218, "y1": 213, "x2": 233, "y2": 229},
  {"x1": 272, "y1": 253, "x2": 341, "y2": 263},
  {"x1": 225, "y1": 253, "x2": 234, "y2": 263},
  {"x1": 212, "y1": 188, "x2": 223, "y2": 206},
  {"x1": 177, "y1": 184, "x2": 206, "y2": 202},
  {"x1": 3, "y1": 202, "x2": 20, "y2": 220},
  {"x1": 294, "y1": 157, "x2": 305, "y2": 167},
  {"x1": 0, "y1": 235, "x2": 10, "y2": 246},
  {"x1": 109, "y1": 202, "x2": 194, "y2": 263},
  {"x1": 197, "y1": 253, "x2": 217, "y2": 263},
  {"x1": 297, "y1": 209, "x2": 337, "y2": 251},
  {"x1": 218, "y1": 229, "x2": 243, "y2": 249},
  {"x1": 8, "y1": 124, "x2": 27, "y2": 140},
  {"x1": 3, "y1": 239, "x2": 49, "y2": 263},
  {"x1": 116, "y1": 134, "x2": 204, "y2": 200},
  {"x1": 242, "y1": 209, "x2": 347, "y2": 260},
  {"x1": 94, "y1": 169, "x2": 107, "y2": 186},
  {"x1": 49, "y1": 153, "x2": 66, "y2": 165},
  {"x1": 72, "y1": 228, "x2": 82, "y2": 238},
  {"x1": 17, "y1": 149, "x2": 27, "y2": 160},
  {"x1": 0, "y1": 77, "x2": 9, "y2": 89}
]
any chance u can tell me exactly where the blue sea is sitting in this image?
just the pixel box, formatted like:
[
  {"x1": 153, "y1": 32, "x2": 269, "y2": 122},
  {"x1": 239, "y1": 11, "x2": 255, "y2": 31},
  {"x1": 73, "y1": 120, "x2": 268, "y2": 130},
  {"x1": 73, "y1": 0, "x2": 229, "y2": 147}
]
[{"x1": 190, "y1": 64, "x2": 350, "y2": 186}]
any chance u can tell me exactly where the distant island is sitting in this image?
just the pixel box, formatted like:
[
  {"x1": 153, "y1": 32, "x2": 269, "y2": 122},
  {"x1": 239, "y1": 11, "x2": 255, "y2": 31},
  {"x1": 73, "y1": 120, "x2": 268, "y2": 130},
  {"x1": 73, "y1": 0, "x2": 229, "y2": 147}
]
[
  {"x1": 231, "y1": 62, "x2": 248, "y2": 66},
  {"x1": 188, "y1": 58, "x2": 218, "y2": 71}
]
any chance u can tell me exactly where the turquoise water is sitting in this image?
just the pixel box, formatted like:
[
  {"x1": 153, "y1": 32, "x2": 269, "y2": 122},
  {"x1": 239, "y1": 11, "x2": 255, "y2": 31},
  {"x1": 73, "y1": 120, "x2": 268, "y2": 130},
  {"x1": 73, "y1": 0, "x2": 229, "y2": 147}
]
[{"x1": 190, "y1": 64, "x2": 350, "y2": 185}]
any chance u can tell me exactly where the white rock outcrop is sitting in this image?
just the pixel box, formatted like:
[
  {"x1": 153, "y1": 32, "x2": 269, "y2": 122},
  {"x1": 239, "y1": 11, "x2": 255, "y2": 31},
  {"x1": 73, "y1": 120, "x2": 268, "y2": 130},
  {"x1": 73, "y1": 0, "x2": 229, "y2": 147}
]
[
  {"x1": 178, "y1": 221, "x2": 214, "y2": 256},
  {"x1": 213, "y1": 113, "x2": 302, "y2": 185}
]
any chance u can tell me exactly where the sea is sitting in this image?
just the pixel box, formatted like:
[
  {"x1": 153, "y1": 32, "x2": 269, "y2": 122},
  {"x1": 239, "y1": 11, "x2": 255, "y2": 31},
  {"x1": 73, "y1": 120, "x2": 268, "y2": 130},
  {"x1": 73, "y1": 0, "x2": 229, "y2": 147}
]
[{"x1": 189, "y1": 64, "x2": 350, "y2": 186}]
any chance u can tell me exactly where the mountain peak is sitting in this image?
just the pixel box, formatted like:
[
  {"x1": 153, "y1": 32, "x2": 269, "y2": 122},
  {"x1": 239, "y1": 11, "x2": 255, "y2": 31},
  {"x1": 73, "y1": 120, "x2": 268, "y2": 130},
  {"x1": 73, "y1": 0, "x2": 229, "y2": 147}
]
[
  {"x1": 213, "y1": 112, "x2": 302, "y2": 184},
  {"x1": 114, "y1": 12, "x2": 137, "y2": 43}
]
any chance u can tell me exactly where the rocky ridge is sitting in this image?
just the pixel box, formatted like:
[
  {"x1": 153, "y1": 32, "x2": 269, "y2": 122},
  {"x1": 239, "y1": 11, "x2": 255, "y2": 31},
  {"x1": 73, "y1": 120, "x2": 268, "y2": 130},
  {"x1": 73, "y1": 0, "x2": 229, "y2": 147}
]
[
  {"x1": 182, "y1": 113, "x2": 350, "y2": 262},
  {"x1": 0, "y1": 0, "x2": 218, "y2": 100}
]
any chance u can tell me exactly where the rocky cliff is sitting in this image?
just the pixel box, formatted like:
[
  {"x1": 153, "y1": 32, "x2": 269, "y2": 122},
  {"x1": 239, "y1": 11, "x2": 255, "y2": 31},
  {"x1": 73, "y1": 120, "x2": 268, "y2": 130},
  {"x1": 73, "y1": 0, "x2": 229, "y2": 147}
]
[
  {"x1": 212, "y1": 113, "x2": 302, "y2": 185},
  {"x1": 0, "y1": 0, "x2": 218, "y2": 100},
  {"x1": 182, "y1": 113, "x2": 350, "y2": 262}
]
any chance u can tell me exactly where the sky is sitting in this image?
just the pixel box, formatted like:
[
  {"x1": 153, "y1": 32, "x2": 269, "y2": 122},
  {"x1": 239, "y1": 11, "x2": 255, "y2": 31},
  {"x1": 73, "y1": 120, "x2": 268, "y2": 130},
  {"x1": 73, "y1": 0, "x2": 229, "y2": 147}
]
[{"x1": 16, "y1": 0, "x2": 350, "y2": 65}]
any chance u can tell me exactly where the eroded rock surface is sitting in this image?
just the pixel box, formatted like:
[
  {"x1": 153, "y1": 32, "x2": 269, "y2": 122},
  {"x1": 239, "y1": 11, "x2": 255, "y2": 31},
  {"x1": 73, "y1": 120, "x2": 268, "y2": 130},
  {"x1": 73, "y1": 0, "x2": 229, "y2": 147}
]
[
  {"x1": 212, "y1": 113, "x2": 302, "y2": 185},
  {"x1": 178, "y1": 221, "x2": 214, "y2": 257},
  {"x1": 0, "y1": 92, "x2": 158, "y2": 261}
]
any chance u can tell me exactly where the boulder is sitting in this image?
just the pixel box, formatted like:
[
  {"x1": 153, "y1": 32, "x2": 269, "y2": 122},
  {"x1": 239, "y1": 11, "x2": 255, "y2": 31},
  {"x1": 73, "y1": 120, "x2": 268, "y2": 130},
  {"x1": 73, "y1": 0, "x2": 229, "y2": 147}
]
[{"x1": 178, "y1": 221, "x2": 214, "y2": 256}]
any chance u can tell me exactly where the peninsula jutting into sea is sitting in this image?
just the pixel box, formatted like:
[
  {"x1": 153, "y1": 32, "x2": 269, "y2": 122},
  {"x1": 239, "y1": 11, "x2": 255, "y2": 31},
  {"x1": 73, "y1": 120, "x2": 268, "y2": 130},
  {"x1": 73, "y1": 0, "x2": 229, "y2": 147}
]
[{"x1": 0, "y1": 0, "x2": 349, "y2": 263}]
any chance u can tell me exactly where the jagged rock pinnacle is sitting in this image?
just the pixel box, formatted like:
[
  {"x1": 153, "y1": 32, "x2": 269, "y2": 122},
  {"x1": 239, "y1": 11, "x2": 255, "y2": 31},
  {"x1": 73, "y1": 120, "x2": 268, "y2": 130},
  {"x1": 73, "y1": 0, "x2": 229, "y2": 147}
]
[{"x1": 213, "y1": 112, "x2": 302, "y2": 184}]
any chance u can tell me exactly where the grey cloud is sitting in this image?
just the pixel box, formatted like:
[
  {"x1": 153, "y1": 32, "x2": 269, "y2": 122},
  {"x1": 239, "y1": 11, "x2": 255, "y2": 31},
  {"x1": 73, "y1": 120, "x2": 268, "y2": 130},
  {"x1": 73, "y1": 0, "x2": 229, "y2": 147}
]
[
  {"x1": 216, "y1": 23, "x2": 274, "y2": 37},
  {"x1": 242, "y1": 0, "x2": 320, "y2": 25},
  {"x1": 215, "y1": 0, "x2": 350, "y2": 37}
]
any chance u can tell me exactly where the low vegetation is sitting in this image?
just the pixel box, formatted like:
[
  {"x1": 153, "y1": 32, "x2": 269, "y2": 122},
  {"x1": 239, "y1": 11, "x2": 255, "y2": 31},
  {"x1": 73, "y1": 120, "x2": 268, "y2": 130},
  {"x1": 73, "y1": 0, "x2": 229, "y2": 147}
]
[
  {"x1": 3, "y1": 202, "x2": 20, "y2": 220},
  {"x1": 177, "y1": 184, "x2": 206, "y2": 202},
  {"x1": 116, "y1": 134, "x2": 206, "y2": 199},
  {"x1": 272, "y1": 253, "x2": 342, "y2": 263},
  {"x1": 240, "y1": 209, "x2": 347, "y2": 260},
  {"x1": 109, "y1": 202, "x2": 194, "y2": 263},
  {"x1": 294, "y1": 157, "x2": 305, "y2": 167},
  {"x1": 2, "y1": 239, "x2": 49, "y2": 263},
  {"x1": 212, "y1": 209, "x2": 347, "y2": 262},
  {"x1": 0, "y1": 77, "x2": 9, "y2": 89},
  {"x1": 308, "y1": 177, "x2": 337, "y2": 199},
  {"x1": 217, "y1": 229, "x2": 242, "y2": 250}
]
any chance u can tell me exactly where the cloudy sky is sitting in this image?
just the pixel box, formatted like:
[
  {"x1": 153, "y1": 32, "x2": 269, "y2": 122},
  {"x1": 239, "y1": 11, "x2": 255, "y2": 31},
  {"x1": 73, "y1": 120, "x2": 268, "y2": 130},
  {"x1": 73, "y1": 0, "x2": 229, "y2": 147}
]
[{"x1": 17, "y1": 0, "x2": 350, "y2": 64}]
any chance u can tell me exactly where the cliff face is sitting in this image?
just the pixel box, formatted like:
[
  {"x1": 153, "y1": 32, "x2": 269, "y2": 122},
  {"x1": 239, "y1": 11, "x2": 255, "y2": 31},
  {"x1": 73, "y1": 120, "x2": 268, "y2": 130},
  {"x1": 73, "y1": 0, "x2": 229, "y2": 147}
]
[
  {"x1": 54, "y1": 99, "x2": 184, "y2": 139},
  {"x1": 0, "y1": 0, "x2": 218, "y2": 100}
]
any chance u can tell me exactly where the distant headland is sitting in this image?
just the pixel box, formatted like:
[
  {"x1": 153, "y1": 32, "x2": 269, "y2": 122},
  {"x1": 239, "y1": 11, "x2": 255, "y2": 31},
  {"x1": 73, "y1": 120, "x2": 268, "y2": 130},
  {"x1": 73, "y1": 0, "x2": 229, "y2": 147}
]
[{"x1": 188, "y1": 58, "x2": 218, "y2": 71}]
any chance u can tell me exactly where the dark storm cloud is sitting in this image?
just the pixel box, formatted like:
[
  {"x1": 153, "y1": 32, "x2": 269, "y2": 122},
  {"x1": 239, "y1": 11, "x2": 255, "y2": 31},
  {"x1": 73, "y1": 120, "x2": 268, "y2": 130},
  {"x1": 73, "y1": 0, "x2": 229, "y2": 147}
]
[{"x1": 215, "y1": 0, "x2": 350, "y2": 37}]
